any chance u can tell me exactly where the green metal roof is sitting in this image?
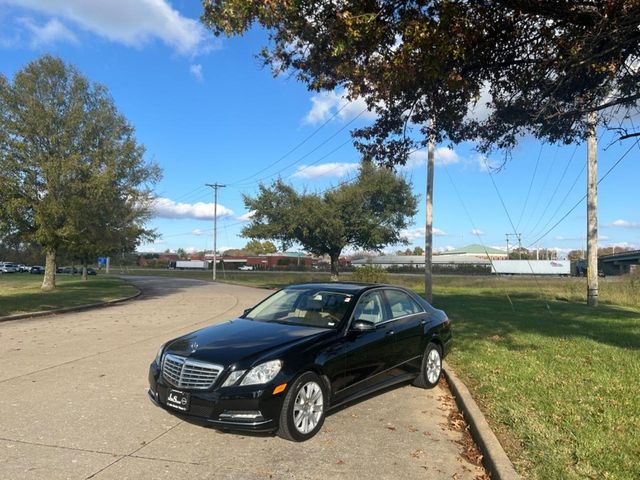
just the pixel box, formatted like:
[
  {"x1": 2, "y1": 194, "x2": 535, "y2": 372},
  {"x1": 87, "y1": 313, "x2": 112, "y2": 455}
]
[{"x1": 442, "y1": 244, "x2": 506, "y2": 255}]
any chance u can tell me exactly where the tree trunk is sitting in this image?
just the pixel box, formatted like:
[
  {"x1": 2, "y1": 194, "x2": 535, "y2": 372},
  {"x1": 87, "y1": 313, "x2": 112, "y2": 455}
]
[
  {"x1": 42, "y1": 250, "x2": 56, "y2": 291},
  {"x1": 329, "y1": 253, "x2": 340, "y2": 282},
  {"x1": 82, "y1": 258, "x2": 88, "y2": 281}
]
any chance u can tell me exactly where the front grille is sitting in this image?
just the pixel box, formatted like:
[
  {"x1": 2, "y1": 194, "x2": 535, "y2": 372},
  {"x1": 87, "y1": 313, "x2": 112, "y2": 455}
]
[{"x1": 162, "y1": 353, "x2": 223, "y2": 390}]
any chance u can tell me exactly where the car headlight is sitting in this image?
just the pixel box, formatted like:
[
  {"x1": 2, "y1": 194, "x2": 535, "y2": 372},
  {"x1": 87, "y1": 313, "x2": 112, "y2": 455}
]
[
  {"x1": 240, "y1": 360, "x2": 282, "y2": 386},
  {"x1": 221, "y1": 369, "x2": 246, "y2": 387},
  {"x1": 155, "y1": 343, "x2": 165, "y2": 365}
]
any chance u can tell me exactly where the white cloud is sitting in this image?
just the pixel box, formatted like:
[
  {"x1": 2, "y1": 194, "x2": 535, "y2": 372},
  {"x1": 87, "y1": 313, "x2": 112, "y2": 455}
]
[
  {"x1": 17, "y1": 17, "x2": 78, "y2": 47},
  {"x1": 237, "y1": 210, "x2": 255, "y2": 222},
  {"x1": 191, "y1": 228, "x2": 204, "y2": 236},
  {"x1": 401, "y1": 227, "x2": 447, "y2": 241},
  {"x1": 435, "y1": 245, "x2": 456, "y2": 253},
  {"x1": 185, "y1": 246, "x2": 197, "y2": 254},
  {"x1": 5, "y1": 0, "x2": 212, "y2": 55},
  {"x1": 609, "y1": 219, "x2": 640, "y2": 229},
  {"x1": 554, "y1": 235, "x2": 582, "y2": 241},
  {"x1": 406, "y1": 147, "x2": 462, "y2": 168},
  {"x1": 189, "y1": 63, "x2": 203, "y2": 81},
  {"x1": 152, "y1": 197, "x2": 233, "y2": 220},
  {"x1": 291, "y1": 162, "x2": 359, "y2": 180},
  {"x1": 471, "y1": 228, "x2": 485, "y2": 236},
  {"x1": 303, "y1": 90, "x2": 377, "y2": 125}
]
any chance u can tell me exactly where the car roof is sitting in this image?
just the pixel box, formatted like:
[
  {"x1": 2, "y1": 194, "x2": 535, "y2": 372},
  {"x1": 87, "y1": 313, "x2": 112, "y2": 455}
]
[{"x1": 285, "y1": 282, "x2": 402, "y2": 295}]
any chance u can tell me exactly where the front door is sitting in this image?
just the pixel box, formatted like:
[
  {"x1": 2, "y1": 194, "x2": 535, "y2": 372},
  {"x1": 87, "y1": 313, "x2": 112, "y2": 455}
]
[{"x1": 334, "y1": 291, "x2": 395, "y2": 399}]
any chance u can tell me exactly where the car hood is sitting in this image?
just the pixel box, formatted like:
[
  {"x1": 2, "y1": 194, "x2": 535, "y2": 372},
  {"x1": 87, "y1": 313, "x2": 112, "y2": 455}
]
[{"x1": 165, "y1": 318, "x2": 329, "y2": 367}]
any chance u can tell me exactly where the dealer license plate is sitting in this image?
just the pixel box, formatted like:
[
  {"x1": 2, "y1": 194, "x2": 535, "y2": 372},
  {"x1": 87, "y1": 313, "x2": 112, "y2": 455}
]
[{"x1": 166, "y1": 389, "x2": 190, "y2": 412}]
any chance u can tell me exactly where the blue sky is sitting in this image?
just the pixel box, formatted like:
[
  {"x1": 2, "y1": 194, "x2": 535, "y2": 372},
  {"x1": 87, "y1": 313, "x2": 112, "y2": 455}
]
[{"x1": 1, "y1": 0, "x2": 639, "y2": 257}]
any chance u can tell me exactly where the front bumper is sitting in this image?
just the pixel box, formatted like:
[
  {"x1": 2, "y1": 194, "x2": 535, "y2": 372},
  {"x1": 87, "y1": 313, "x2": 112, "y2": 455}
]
[{"x1": 147, "y1": 362, "x2": 285, "y2": 432}]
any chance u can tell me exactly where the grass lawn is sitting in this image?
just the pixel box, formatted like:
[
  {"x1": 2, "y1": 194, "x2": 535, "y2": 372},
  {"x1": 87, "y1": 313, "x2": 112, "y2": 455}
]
[
  {"x1": 119, "y1": 268, "x2": 640, "y2": 479},
  {"x1": 0, "y1": 274, "x2": 138, "y2": 317}
]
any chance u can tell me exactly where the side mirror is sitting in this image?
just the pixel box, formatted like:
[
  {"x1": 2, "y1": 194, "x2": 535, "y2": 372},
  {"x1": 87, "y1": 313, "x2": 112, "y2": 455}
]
[
  {"x1": 351, "y1": 319, "x2": 376, "y2": 332},
  {"x1": 242, "y1": 308, "x2": 253, "y2": 317}
]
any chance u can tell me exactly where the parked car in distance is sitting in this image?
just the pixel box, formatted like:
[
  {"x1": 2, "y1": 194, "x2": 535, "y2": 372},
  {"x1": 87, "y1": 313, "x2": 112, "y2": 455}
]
[
  {"x1": 149, "y1": 283, "x2": 452, "y2": 441},
  {"x1": 30, "y1": 266, "x2": 45, "y2": 274},
  {"x1": 57, "y1": 266, "x2": 79, "y2": 274},
  {"x1": 0, "y1": 262, "x2": 18, "y2": 274},
  {"x1": 87, "y1": 267, "x2": 97, "y2": 275},
  {"x1": 238, "y1": 265, "x2": 254, "y2": 271}
]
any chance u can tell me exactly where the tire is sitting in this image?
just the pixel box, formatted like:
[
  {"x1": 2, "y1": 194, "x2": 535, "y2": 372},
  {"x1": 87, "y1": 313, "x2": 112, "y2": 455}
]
[
  {"x1": 413, "y1": 342, "x2": 442, "y2": 389},
  {"x1": 277, "y1": 371, "x2": 327, "y2": 442}
]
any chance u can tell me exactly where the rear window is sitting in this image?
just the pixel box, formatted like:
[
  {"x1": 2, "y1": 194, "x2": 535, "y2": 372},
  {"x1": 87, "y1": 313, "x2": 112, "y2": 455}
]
[{"x1": 385, "y1": 289, "x2": 424, "y2": 319}]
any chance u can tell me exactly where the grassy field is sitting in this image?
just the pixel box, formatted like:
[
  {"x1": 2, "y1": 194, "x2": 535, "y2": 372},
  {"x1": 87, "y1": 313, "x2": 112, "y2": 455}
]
[
  {"x1": 0, "y1": 274, "x2": 138, "y2": 317},
  {"x1": 118, "y1": 268, "x2": 640, "y2": 479}
]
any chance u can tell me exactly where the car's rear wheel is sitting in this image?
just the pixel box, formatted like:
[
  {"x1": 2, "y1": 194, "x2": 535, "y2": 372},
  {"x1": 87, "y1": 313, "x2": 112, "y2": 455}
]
[
  {"x1": 278, "y1": 371, "x2": 326, "y2": 442},
  {"x1": 413, "y1": 342, "x2": 442, "y2": 389}
]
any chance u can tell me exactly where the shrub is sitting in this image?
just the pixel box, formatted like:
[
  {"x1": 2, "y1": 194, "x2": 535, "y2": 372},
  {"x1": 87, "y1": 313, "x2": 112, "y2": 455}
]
[{"x1": 351, "y1": 265, "x2": 388, "y2": 283}]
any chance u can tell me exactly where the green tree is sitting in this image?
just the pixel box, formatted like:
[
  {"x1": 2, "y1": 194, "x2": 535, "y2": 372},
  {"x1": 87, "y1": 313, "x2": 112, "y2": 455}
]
[
  {"x1": 176, "y1": 248, "x2": 187, "y2": 259},
  {"x1": 261, "y1": 241, "x2": 277, "y2": 254},
  {"x1": 242, "y1": 164, "x2": 417, "y2": 280},
  {"x1": 0, "y1": 55, "x2": 160, "y2": 290},
  {"x1": 202, "y1": 1, "x2": 640, "y2": 157},
  {"x1": 508, "y1": 247, "x2": 531, "y2": 260},
  {"x1": 413, "y1": 246, "x2": 425, "y2": 256}
]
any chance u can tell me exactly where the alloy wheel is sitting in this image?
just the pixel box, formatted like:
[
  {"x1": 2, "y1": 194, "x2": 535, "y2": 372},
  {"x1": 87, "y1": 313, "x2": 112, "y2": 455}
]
[
  {"x1": 426, "y1": 348, "x2": 442, "y2": 384},
  {"x1": 293, "y1": 381, "x2": 324, "y2": 434}
]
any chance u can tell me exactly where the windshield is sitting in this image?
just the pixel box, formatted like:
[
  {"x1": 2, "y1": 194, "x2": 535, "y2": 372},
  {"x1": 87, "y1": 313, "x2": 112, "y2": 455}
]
[{"x1": 245, "y1": 288, "x2": 353, "y2": 329}]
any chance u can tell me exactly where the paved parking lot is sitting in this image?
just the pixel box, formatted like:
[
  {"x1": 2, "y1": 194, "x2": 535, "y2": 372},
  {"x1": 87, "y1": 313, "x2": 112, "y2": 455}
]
[{"x1": 0, "y1": 276, "x2": 486, "y2": 479}]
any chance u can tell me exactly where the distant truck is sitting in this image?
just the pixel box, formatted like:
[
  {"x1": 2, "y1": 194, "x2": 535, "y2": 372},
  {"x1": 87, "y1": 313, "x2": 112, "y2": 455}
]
[
  {"x1": 170, "y1": 260, "x2": 208, "y2": 270},
  {"x1": 491, "y1": 260, "x2": 570, "y2": 276}
]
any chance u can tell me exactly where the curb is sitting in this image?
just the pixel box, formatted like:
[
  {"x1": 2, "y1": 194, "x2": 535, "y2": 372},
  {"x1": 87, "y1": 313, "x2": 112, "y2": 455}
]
[
  {"x1": 0, "y1": 285, "x2": 142, "y2": 323},
  {"x1": 443, "y1": 360, "x2": 521, "y2": 480}
]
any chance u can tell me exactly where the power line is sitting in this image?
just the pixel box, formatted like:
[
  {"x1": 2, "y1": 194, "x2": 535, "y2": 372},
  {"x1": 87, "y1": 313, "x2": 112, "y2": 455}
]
[
  {"x1": 521, "y1": 144, "x2": 559, "y2": 234},
  {"x1": 526, "y1": 129, "x2": 607, "y2": 240},
  {"x1": 485, "y1": 161, "x2": 551, "y2": 311},
  {"x1": 227, "y1": 102, "x2": 362, "y2": 186},
  {"x1": 524, "y1": 144, "x2": 579, "y2": 237},
  {"x1": 441, "y1": 163, "x2": 515, "y2": 311},
  {"x1": 232, "y1": 107, "x2": 368, "y2": 188},
  {"x1": 516, "y1": 143, "x2": 544, "y2": 230},
  {"x1": 527, "y1": 138, "x2": 639, "y2": 247}
]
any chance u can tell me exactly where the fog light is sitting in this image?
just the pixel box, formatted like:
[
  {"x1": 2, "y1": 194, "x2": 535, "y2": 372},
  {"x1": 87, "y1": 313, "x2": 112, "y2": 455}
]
[{"x1": 219, "y1": 410, "x2": 264, "y2": 422}]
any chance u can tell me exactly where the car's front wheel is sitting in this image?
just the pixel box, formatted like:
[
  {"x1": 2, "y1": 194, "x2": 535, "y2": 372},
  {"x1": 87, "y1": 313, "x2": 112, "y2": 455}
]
[
  {"x1": 413, "y1": 342, "x2": 442, "y2": 389},
  {"x1": 278, "y1": 371, "x2": 327, "y2": 442}
]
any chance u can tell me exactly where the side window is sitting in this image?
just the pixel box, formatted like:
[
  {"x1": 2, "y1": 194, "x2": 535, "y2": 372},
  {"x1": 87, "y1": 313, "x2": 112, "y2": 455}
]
[
  {"x1": 353, "y1": 291, "x2": 386, "y2": 325},
  {"x1": 385, "y1": 289, "x2": 424, "y2": 319}
]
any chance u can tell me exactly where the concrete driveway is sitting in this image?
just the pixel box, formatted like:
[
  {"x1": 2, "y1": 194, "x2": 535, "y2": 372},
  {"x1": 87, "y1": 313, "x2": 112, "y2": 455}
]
[{"x1": 0, "y1": 276, "x2": 486, "y2": 480}]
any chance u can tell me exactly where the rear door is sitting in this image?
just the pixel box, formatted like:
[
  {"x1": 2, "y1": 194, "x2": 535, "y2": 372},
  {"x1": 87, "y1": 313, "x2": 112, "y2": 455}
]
[{"x1": 383, "y1": 289, "x2": 428, "y2": 373}]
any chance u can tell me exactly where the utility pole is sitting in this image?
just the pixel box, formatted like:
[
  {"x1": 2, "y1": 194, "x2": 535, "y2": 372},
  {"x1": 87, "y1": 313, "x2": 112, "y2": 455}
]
[
  {"x1": 586, "y1": 112, "x2": 598, "y2": 307},
  {"x1": 206, "y1": 183, "x2": 226, "y2": 281},
  {"x1": 424, "y1": 126, "x2": 435, "y2": 303}
]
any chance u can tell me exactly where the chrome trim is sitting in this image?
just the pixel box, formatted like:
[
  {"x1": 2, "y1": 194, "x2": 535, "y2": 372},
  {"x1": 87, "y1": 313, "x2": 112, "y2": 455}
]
[{"x1": 161, "y1": 353, "x2": 223, "y2": 390}]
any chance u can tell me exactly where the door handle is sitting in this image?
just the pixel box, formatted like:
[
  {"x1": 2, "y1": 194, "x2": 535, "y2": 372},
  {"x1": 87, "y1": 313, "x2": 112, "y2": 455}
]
[
  {"x1": 386, "y1": 330, "x2": 395, "y2": 336},
  {"x1": 420, "y1": 319, "x2": 427, "y2": 325}
]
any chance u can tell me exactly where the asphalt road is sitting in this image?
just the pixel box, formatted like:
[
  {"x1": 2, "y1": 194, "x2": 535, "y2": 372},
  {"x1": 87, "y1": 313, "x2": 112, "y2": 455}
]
[{"x1": 0, "y1": 276, "x2": 486, "y2": 480}]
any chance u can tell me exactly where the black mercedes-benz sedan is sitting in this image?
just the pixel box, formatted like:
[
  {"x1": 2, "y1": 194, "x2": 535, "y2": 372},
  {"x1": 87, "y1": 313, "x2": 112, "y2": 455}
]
[{"x1": 148, "y1": 283, "x2": 452, "y2": 441}]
